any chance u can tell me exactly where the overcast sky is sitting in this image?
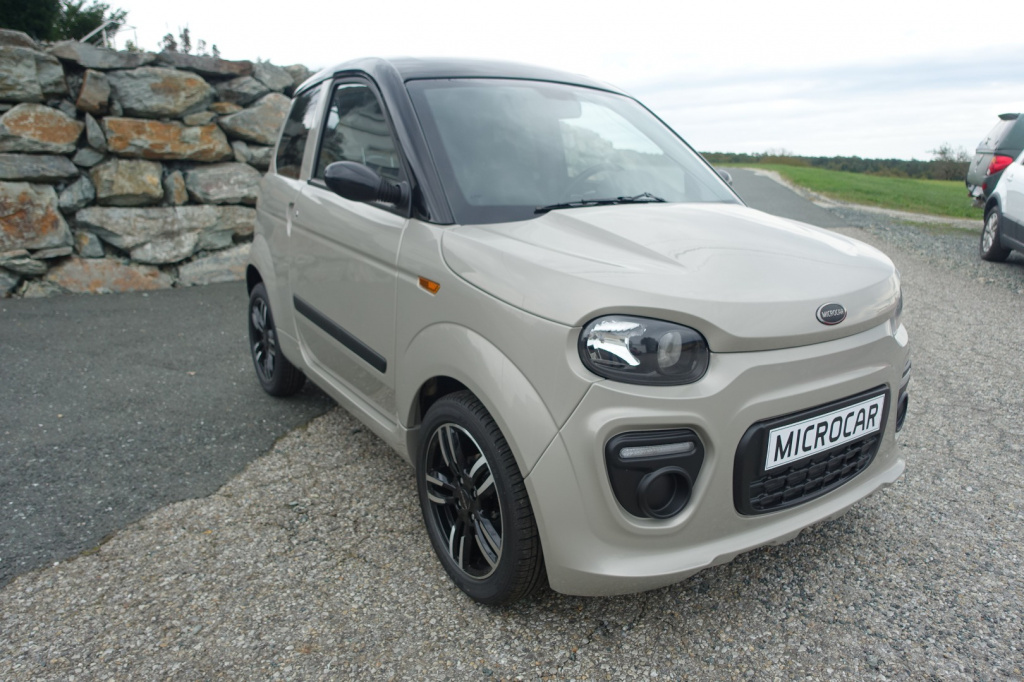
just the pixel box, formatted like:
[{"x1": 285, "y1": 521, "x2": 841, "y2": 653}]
[{"x1": 108, "y1": 0, "x2": 1024, "y2": 160}]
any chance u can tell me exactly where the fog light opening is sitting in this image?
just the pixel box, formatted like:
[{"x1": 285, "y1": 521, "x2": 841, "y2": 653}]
[
  {"x1": 605, "y1": 428, "x2": 704, "y2": 519},
  {"x1": 895, "y1": 391, "x2": 909, "y2": 432},
  {"x1": 636, "y1": 466, "x2": 692, "y2": 519}
]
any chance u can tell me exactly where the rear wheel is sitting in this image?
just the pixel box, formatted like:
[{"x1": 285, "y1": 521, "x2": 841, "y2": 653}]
[
  {"x1": 416, "y1": 391, "x2": 545, "y2": 605},
  {"x1": 248, "y1": 283, "x2": 305, "y2": 396},
  {"x1": 980, "y1": 206, "x2": 1011, "y2": 262}
]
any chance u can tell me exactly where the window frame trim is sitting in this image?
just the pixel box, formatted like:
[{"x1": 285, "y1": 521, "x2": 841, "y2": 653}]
[
  {"x1": 306, "y1": 76, "x2": 413, "y2": 218},
  {"x1": 271, "y1": 80, "x2": 327, "y2": 182}
]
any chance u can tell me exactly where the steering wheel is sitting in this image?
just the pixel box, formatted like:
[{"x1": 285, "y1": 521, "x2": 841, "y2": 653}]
[{"x1": 561, "y1": 162, "x2": 622, "y2": 199}]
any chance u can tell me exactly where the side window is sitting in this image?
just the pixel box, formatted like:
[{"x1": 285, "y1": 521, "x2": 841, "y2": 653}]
[
  {"x1": 275, "y1": 86, "x2": 321, "y2": 180},
  {"x1": 314, "y1": 83, "x2": 402, "y2": 182}
]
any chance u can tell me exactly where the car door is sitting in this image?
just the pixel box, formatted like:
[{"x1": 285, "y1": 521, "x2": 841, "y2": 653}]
[
  {"x1": 258, "y1": 84, "x2": 324, "y2": 319},
  {"x1": 288, "y1": 79, "x2": 409, "y2": 421}
]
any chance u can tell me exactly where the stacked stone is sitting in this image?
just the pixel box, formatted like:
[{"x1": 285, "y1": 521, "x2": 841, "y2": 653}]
[{"x1": 0, "y1": 28, "x2": 311, "y2": 296}]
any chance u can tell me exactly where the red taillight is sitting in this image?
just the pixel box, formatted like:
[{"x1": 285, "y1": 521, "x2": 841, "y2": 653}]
[{"x1": 987, "y1": 155, "x2": 1014, "y2": 175}]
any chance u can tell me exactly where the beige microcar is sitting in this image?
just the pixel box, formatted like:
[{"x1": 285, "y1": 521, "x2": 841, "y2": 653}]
[{"x1": 247, "y1": 57, "x2": 911, "y2": 604}]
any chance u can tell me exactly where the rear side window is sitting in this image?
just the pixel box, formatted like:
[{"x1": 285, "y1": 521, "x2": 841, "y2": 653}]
[
  {"x1": 313, "y1": 83, "x2": 403, "y2": 182},
  {"x1": 275, "y1": 87, "x2": 322, "y2": 179},
  {"x1": 1001, "y1": 116, "x2": 1024, "y2": 152},
  {"x1": 978, "y1": 116, "x2": 1020, "y2": 153}
]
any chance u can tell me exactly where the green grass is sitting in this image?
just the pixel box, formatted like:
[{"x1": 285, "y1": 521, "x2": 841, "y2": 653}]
[{"x1": 723, "y1": 163, "x2": 983, "y2": 219}]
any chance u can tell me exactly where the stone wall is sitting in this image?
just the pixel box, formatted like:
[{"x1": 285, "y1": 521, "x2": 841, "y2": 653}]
[{"x1": 0, "y1": 28, "x2": 310, "y2": 297}]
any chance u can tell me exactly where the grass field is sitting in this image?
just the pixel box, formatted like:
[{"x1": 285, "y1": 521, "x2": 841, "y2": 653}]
[{"x1": 724, "y1": 163, "x2": 983, "y2": 219}]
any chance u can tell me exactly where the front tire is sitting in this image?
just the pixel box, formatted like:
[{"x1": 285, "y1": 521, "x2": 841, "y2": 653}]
[
  {"x1": 248, "y1": 282, "x2": 306, "y2": 396},
  {"x1": 416, "y1": 391, "x2": 544, "y2": 605},
  {"x1": 980, "y1": 206, "x2": 1011, "y2": 262}
]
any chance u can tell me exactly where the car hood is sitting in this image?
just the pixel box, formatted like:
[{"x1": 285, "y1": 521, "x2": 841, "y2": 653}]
[{"x1": 440, "y1": 203, "x2": 900, "y2": 353}]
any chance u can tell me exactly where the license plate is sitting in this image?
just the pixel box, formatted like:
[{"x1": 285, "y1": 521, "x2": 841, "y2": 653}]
[{"x1": 765, "y1": 394, "x2": 886, "y2": 471}]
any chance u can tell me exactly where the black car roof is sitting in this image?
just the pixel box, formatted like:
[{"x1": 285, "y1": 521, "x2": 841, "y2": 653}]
[{"x1": 296, "y1": 56, "x2": 624, "y2": 96}]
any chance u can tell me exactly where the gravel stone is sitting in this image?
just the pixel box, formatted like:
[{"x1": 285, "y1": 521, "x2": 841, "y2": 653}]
[
  {"x1": 84, "y1": 112, "x2": 106, "y2": 152},
  {"x1": 58, "y1": 175, "x2": 95, "y2": 213},
  {"x1": 0, "y1": 250, "x2": 46, "y2": 275},
  {"x1": 30, "y1": 245, "x2": 72, "y2": 259},
  {"x1": 252, "y1": 61, "x2": 294, "y2": 93},
  {"x1": 72, "y1": 230, "x2": 104, "y2": 258},
  {"x1": 106, "y1": 67, "x2": 215, "y2": 119},
  {"x1": 0, "y1": 201, "x2": 1022, "y2": 680},
  {"x1": 182, "y1": 110, "x2": 216, "y2": 126},
  {"x1": 75, "y1": 69, "x2": 110, "y2": 115},
  {"x1": 0, "y1": 153, "x2": 79, "y2": 181},
  {"x1": 176, "y1": 243, "x2": 250, "y2": 286},
  {"x1": 71, "y1": 146, "x2": 104, "y2": 168},
  {"x1": 162, "y1": 169, "x2": 187, "y2": 206},
  {"x1": 214, "y1": 75, "x2": 270, "y2": 107}
]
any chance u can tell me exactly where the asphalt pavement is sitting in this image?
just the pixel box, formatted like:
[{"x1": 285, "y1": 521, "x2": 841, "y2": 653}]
[
  {"x1": 727, "y1": 167, "x2": 850, "y2": 228},
  {"x1": 0, "y1": 282, "x2": 333, "y2": 587}
]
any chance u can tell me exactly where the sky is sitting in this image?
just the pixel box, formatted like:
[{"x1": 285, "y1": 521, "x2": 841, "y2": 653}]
[{"x1": 105, "y1": 0, "x2": 1024, "y2": 160}]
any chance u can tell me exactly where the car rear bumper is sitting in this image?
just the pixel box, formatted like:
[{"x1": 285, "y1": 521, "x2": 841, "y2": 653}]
[
  {"x1": 967, "y1": 183, "x2": 987, "y2": 207},
  {"x1": 525, "y1": 321, "x2": 910, "y2": 596}
]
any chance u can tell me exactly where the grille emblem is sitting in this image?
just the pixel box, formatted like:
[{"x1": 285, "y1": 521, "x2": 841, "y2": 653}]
[{"x1": 816, "y1": 303, "x2": 847, "y2": 325}]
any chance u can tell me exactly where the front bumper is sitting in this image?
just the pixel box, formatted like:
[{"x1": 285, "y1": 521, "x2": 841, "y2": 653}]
[{"x1": 525, "y1": 321, "x2": 910, "y2": 596}]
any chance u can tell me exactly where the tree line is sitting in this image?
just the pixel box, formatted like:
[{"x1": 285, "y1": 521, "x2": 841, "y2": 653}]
[
  {"x1": 703, "y1": 144, "x2": 971, "y2": 182},
  {"x1": 0, "y1": 2, "x2": 217, "y2": 56},
  {"x1": 0, "y1": 0, "x2": 124, "y2": 42}
]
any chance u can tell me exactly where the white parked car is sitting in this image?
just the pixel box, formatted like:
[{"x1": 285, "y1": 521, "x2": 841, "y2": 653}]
[
  {"x1": 246, "y1": 57, "x2": 911, "y2": 604},
  {"x1": 981, "y1": 149, "x2": 1024, "y2": 261}
]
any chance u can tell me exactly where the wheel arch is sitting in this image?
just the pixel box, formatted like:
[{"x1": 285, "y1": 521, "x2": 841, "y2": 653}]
[
  {"x1": 246, "y1": 264, "x2": 262, "y2": 293},
  {"x1": 399, "y1": 323, "x2": 560, "y2": 478},
  {"x1": 984, "y1": 194, "x2": 1002, "y2": 218},
  {"x1": 412, "y1": 375, "x2": 471, "y2": 425},
  {"x1": 247, "y1": 232, "x2": 275, "y2": 287}
]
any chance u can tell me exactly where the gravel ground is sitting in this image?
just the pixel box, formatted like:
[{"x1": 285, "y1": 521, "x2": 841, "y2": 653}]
[{"x1": 1, "y1": 209, "x2": 1023, "y2": 680}]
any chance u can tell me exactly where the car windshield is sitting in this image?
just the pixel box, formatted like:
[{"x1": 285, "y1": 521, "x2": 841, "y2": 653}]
[{"x1": 407, "y1": 78, "x2": 739, "y2": 224}]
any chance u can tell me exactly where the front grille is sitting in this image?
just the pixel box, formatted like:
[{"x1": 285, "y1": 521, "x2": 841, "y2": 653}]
[
  {"x1": 733, "y1": 387, "x2": 889, "y2": 516},
  {"x1": 744, "y1": 434, "x2": 879, "y2": 513}
]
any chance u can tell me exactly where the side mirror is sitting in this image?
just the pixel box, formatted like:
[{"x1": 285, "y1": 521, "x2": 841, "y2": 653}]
[
  {"x1": 324, "y1": 161, "x2": 406, "y2": 205},
  {"x1": 716, "y1": 168, "x2": 733, "y2": 186}
]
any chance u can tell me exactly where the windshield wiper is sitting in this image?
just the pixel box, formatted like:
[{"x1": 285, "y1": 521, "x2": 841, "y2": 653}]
[{"x1": 535, "y1": 192, "x2": 666, "y2": 214}]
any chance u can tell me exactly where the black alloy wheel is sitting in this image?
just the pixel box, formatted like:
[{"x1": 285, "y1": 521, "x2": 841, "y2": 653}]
[
  {"x1": 417, "y1": 391, "x2": 544, "y2": 605},
  {"x1": 248, "y1": 283, "x2": 306, "y2": 396},
  {"x1": 425, "y1": 422, "x2": 503, "y2": 579}
]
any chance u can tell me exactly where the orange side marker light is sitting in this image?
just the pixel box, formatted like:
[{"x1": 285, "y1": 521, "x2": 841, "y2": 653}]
[{"x1": 418, "y1": 276, "x2": 440, "y2": 295}]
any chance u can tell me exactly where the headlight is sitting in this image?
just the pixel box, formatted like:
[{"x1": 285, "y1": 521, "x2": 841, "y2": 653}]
[
  {"x1": 890, "y1": 286, "x2": 904, "y2": 333},
  {"x1": 579, "y1": 315, "x2": 709, "y2": 385}
]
